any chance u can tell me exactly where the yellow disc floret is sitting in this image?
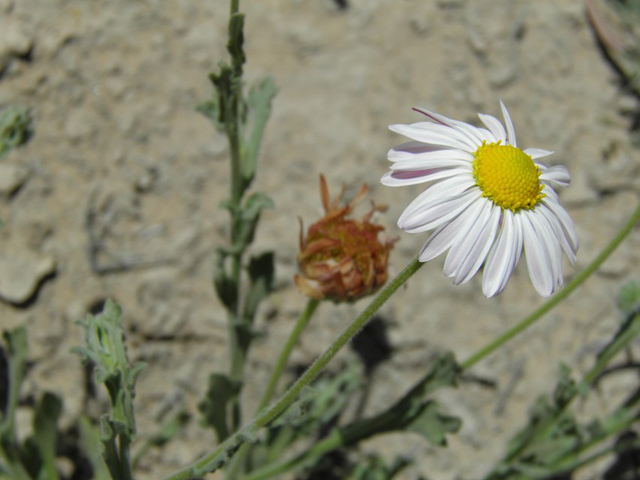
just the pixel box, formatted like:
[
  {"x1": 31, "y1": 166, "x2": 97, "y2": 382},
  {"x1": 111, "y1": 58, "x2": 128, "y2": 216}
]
[{"x1": 473, "y1": 141, "x2": 545, "y2": 211}]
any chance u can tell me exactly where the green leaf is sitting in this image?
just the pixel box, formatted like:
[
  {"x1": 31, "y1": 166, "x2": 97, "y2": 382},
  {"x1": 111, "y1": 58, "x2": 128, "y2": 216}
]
[
  {"x1": 209, "y1": 64, "x2": 235, "y2": 126},
  {"x1": 193, "y1": 426, "x2": 258, "y2": 476},
  {"x1": 350, "y1": 455, "x2": 412, "y2": 480},
  {"x1": 73, "y1": 299, "x2": 144, "y2": 443},
  {"x1": 617, "y1": 278, "x2": 640, "y2": 318},
  {"x1": 31, "y1": 392, "x2": 62, "y2": 480},
  {"x1": 552, "y1": 363, "x2": 578, "y2": 407},
  {"x1": 242, "y1": 77, "x2": 277, "y2": 186},
  {"x1": 146, "y1": 410, "x2": 190, "y2": 449},
  {"x1": 19, "y1": 436, "x2": 41, "y2": 479},
  {"x1": 78, "y1": 416, "x2": 111, "y2": 480},
  {"x1": 198, "y1": 373, "x2": 242, "y2": 442},
  {"x1": 272, "y1": 386, "x2": 316, "y2": 428},
  {"x1": 243, "y1": 252, "x2": 275, "y2": 322},
  {"x1": 309, "y1": 361, "x2": 362, "y2": 428},
  {"x1": 0, "y1": 106, "x2": 33, "y2": 158},
  {"x1": 238, "y1": 192, "x2": 274, "y2": 247},
  {"x1": 340, "y1": 352, "x2": 462, "y2": 447},
  {"x1": 405, "y1": 401, "x2": 462, "y2": 446},
  {"x1": 196, "y1": 99, "x2": 224, "y2": 131},
  {"x1": 213, "y1": 250, "x2": 238, "y2": 312},
  {"x1": 0, "y1": 327, "x2": 29, "y2": 444}
]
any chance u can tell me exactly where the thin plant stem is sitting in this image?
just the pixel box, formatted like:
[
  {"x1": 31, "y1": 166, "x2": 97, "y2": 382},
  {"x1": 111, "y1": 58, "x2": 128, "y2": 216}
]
[
  {"x1": 242, "y1": 433, "x2": 340, "y2": 480},
  {"x1": 163, "y1": 258, "x2": 423, "y2": 480},
  {"x1": 117, "y1": 434, "x2": 134, "y2": 480},
  {"x1": 258, "y1": 298, "x2": 320, "y2": 412},
  {"x1": 222, "y1": 0, "x2": 247, "y2": 432},
  {"x1": 225, "y1": 298, "x2": 320, "y2": 479},
  {"x1": 498, "y1": 310, "x2": 640, "y2": 467},
  {"x1": 238, "y1": 200, "x2": 640, "y2": 480},
  {"x1": 253, "y1": 257, "x2": 423, "y2": 429},
  {"x1": 462, "y1": 200, "x2": 640, "y2": 370}
]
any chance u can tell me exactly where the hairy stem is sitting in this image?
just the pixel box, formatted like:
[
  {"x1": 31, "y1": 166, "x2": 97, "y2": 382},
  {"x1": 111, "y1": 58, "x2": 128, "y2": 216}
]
[
  {"x1": 258, "y1": 298, "x2": 320, "y2": 412},
  {"x1": 254, "y1": 258, "x2": 423, "y2": 429},
  {"x1": 164, "y1": 258, "x2": 423, "y2": 480}
]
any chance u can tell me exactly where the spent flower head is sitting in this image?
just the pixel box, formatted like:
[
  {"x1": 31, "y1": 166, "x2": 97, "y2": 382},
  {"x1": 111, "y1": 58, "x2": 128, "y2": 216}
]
[
  {"x1": 382, "y1": 101, "x2": 578, "y2": 297},
  {"x1": 295, "y1": 175, "x2": 396, "y2": 302}
]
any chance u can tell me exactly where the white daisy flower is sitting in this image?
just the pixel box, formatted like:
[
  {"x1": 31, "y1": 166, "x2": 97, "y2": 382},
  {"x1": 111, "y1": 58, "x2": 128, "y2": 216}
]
[{"x1": 381, "y1": 102, "x2": 578, "y2": 297}]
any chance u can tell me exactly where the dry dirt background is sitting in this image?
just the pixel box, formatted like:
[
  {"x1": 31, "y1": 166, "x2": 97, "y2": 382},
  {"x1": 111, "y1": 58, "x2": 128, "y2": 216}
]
[{"x1": 1, "y1": 0, "x2": 640, "y2": 479}]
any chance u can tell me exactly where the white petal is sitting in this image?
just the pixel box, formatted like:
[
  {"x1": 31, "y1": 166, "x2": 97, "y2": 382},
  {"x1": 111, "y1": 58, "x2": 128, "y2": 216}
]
[
  {"x1": 412, "y1": 108, "x2": 486, "y2": 149},
  {"x1": 443, "y1": 199, "x2": 494, "y2": 280},
  {"x1": 482, "y1": 210, "x2": 517, "y2": 297},
  {"x1": 390, "y1": 152, "x2": 473, "y2": 171},
  {"x1": 512, "y1": 211, "x2": 524, "y2": 274},
  {"x1": 500, "y1": 101, "x2": 517, "y2": 147},
  {"x1": 398, "y1": 175, "x2": 475, "y2": 226},
  {"x1": 478, "y1": 113, "x2": 506, "y2": 144},
  {"x1": 529, "y1": 209, "x2": 563, "y2": 288},
  {"x1": 388, "y1": 142, "x2": 455, "y2": 161},
  {"x1": 524, "y1": 148, "x2": 554, "y2": 159},
  {"x1": 475, "y1": 127, "x2": 496, "y2": 143},
  {"x1": 451, "y1": 203, "x2": 502, "y2": 285},
  {"x1": 411, "y1": 122, "x2": 480, "y2": 152},
  {"x1": 389, "y1": 124, "x2": 475, "y2": 152},
  {"x1": 537, "y1": 203, "x2": 577, "y2": 264},
  {"x1": 540, "y1": 165, "x2": 571, "y2": 188},
  {"x1": 419, "y1": 199, "x2": 485, "y2": 261},
  {"x1": 520, "y1": 212, "x2": 554, "y2": 297},
  {"x1": 400, "y1": 189, "x2": 481, "y2": 233},
  {"x1": 381, "y1": 167, "x2": 469, "y2": 187},
  {"x1": 541, "y1": 194, "x2": 579, "y2": 253}
]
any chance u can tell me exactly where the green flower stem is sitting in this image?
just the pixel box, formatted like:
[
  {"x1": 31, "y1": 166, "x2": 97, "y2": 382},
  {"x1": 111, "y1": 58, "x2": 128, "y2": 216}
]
[
  {"x1": 225, "y1": 298, "x2": 320, "y2": 479},
  {"x1": 462, "y1": 200, "x2": 640, "y2": 370},
  {"x1": 258, "y1": 298, "x2": 320, "y2": 412},
  {"x1": 253, "y1": 258, "x2": 423, "y2": 429},
  {"x1": 584, "y1": 313, "x2": 640, "y2": 386},
  {"x1": 163, "y1": 258, "x2": 423, "y2": 480}
]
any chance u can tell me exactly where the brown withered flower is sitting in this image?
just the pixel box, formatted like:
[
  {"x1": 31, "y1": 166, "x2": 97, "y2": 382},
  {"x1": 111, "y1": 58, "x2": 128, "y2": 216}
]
[{"x1": 295, "y1": 175, "x2": 397, "y2": 302}]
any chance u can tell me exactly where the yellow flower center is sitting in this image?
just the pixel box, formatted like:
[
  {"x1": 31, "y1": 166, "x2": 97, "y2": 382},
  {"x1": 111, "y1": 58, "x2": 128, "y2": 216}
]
[{"x1": 472, "y1": 141, "x2": 545, "y2": 211}]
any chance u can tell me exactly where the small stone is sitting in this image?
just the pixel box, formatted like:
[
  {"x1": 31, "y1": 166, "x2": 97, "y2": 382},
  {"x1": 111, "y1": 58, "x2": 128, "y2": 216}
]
[
  {"x1": 0, "y1": 18, "x2": 33, "y2": 71},
  {"x1": 0, "y1": 253, "x2": 56, "y2": 305},
  {"x1": 0, "y1": 163, "x2": 27, "y2": 196}
]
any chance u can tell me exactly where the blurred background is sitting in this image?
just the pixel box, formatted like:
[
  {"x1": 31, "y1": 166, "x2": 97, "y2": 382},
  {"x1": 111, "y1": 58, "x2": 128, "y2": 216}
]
[{"x1": 0, "y1": 0, "x2": 639, "y2": 478}]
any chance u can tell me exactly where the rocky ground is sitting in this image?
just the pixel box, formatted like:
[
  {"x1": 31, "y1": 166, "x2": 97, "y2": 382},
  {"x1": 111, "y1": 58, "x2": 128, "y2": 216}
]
[{"x1": 1, "y1": 0, "x2": 639, "y2": 479}]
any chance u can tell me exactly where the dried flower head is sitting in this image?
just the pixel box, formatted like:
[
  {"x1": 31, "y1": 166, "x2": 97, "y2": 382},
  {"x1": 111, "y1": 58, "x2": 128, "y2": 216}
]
[{"x1": 295, "y1": 175, "x2": 396, "y2": 302}]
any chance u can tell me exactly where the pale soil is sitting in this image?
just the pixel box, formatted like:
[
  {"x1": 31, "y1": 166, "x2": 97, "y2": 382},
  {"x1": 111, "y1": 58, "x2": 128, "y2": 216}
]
[{"x1": 1, "y1": 0, "x2": 639, "y2": 479}]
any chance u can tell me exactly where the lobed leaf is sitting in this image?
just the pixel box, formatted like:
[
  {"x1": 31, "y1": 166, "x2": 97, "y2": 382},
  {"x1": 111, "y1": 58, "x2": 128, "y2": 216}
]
[
  {"x1": 243, "y1": 252, "x2": 275, "y2": 322},
  {"x1": 198, "y1": 373, "x2": 242, "y2": 443}
]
